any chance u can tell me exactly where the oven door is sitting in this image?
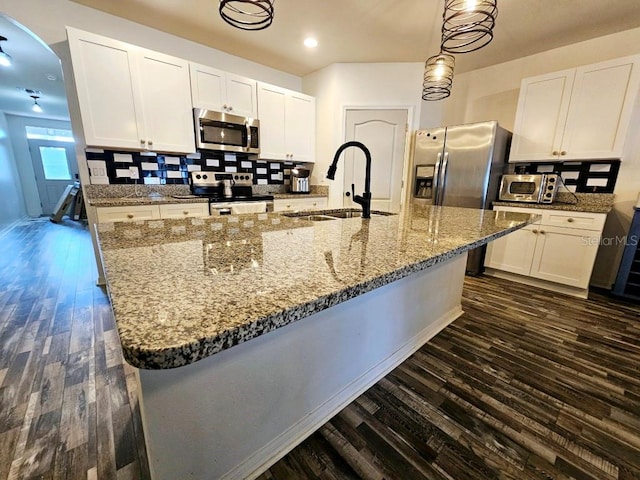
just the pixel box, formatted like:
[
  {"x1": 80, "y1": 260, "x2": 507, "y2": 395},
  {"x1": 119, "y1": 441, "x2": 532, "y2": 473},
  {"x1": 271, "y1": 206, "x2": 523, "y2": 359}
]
[
  {"x1": 194, "y1": 109, "x2": 259, "y2": 153},
  {"x1": 499, "y1": 175, "x2": 543, "y2": 203}
]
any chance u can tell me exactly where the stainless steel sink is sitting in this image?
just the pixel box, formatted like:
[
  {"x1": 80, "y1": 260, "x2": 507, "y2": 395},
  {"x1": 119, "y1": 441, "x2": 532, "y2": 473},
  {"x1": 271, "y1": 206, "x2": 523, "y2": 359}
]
[
  {"x1": 281, "y1": 209, "x2": 395, "y2": 221},
  {"x1": 303, "y1": 215, "x2": 336, "y2": 221}
]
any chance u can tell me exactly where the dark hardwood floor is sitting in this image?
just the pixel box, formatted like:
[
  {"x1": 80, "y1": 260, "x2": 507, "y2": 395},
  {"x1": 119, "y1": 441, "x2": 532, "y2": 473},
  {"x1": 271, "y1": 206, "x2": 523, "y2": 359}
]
[{"x1": 1, "y1": 218, "x2": 639, "y2": 479}]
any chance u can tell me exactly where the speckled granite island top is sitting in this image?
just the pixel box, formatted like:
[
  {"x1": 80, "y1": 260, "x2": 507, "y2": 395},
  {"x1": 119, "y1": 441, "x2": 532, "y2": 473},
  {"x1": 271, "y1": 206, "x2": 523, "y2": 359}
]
[
  {"x1": 96, "y1": 206, "x2": 537, "y2": 369},
  {"x1": 493, "y1": 192, "x2": 615, "y2": 213}
]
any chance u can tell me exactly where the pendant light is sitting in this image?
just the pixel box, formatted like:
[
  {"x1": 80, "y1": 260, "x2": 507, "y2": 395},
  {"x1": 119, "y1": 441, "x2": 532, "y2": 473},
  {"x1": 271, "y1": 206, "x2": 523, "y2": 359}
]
[
  {"x1": 422, "y1": 53, "x2": 455, "y2": 101},
  {"x1": 0, "y1": 36, "x2": 12, "y2": 67},
  {"x1": 219, "y1": 0, "x2": 275, "y2": 31},
  {"x1": 441, "y1": 0, "x2": 498, "y2": 54},
  {"x1": 31, "y1": 95, "x2": 43, "y2": 113}
]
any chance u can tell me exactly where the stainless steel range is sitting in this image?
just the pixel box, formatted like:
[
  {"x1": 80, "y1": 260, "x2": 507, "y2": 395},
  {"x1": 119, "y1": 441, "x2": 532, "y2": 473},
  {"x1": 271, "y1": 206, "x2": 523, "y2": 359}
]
[{"x1": 189, "y1": 171, "x2": 273, "y2": 215}]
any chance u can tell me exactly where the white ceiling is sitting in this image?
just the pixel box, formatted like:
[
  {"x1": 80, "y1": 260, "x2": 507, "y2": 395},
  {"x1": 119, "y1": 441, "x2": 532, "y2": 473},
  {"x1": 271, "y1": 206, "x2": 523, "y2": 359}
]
[
  {"x1": 0, "y1": 14, "x2": 70, "y2": 121},
  {"x1": 2, "y1": 1, "x2": 640, "y2": 121}
]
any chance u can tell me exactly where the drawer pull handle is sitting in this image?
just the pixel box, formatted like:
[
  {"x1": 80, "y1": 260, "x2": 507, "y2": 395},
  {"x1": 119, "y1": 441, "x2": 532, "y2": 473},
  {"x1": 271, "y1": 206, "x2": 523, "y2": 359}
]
[
  {"x1": 127, "y1": 214, "x2": 134, "y2": 219},
  {"x1": 567, "y1": 218, "x2": 574, "y2": 223}
]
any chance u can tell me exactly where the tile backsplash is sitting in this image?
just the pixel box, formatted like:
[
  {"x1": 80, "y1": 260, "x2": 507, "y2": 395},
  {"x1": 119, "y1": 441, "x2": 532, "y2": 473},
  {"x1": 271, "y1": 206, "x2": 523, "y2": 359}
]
[
  {"x1": 85, "y1": 149, "x2": 309, "y2": 186},
  {"x1": 508, "y1": 160, "x2": 620, "y2": 193}
]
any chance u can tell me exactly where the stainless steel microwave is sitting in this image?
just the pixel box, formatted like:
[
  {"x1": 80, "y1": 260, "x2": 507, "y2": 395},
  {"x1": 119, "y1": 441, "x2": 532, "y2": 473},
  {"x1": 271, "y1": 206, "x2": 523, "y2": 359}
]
[
  {"x1": 194, "y1": 108, "x2": 260, "y2": 154},
  {"x1": 498, "y1": 173, "x2": 559, "y2": 204}
]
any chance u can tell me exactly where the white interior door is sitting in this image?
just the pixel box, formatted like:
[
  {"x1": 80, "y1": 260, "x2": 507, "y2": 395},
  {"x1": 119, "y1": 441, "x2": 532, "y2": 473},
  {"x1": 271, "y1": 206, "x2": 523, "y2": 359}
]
[
  {"x1": 28, "y1": 139, "x2": 78, "y2": 215},
  {"x1": 344, "y1": 109, "x2": 408, "y2": 213}
]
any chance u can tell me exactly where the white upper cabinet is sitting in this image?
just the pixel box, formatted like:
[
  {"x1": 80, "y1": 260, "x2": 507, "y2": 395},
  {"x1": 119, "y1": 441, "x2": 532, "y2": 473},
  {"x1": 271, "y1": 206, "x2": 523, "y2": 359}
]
[
  {"x1": 67, "y1": 27, "x2": 195, "y2": 154},
  {"x1": 510, "y1": 55, "x2": 640, "y2": 162},
  {"x1": 189, "y1": 63, "x2": 257, "y2": 118},
  {"x1": 257, "y1": 82, "x2": 316, "y2": 163}
]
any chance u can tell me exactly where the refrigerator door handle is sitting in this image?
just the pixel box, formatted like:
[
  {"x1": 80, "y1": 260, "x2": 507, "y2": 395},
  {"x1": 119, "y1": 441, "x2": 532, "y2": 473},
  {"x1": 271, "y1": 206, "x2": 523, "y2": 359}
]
[
  {"x1": 438, "y1": 152, "x2": 449, "y2": 204},
  {"x1": 432, "y1": 152, "x2": 442, "y2": 205}
]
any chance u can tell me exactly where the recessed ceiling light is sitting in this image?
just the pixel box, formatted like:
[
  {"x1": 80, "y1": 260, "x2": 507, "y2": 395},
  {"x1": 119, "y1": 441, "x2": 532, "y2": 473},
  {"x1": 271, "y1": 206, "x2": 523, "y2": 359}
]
[{"x1": 304, "y1": 37, "x2": 318, "y2": 49}]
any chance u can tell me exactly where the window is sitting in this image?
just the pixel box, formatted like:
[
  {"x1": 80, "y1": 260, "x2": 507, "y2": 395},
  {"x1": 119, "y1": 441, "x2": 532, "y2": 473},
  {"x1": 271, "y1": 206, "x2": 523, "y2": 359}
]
[{"x1": 40, "y1": 146, "x2": 72, "y2": 180}]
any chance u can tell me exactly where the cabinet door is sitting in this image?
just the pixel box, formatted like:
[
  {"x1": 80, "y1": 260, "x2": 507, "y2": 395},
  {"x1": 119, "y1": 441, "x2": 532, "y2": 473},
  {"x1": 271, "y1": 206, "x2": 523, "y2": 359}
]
[
  {"x1": 509, "y1": 69, "x2": 575, "y2": 162},
  {"x1": 190, "y1": 63, "x2": 227, "y2": 111},
  {"x1": 226, "y1": 73, "x2": 258, "y2": 118},
  {"x1": 137, "y1": 50, "x2": 195, "y2": 154},
  {"x1": 286, "y1": 93, "x2": 316, "y2": 163},
  {"x1": 560, "y1": 55, "x2": 640, "y2": 160},
  {"x1": 484, "y1": 226, "x2": 538, "y2": 275},
  {"x1": 67, "y1": 28, "x2": 143, "y2": 149},
  {"x1": 530, "y1": 226, "x2": 600, "y2": 288},
  {"x1": 257, "y1": 83, "x2": 287, "y2": 160}
]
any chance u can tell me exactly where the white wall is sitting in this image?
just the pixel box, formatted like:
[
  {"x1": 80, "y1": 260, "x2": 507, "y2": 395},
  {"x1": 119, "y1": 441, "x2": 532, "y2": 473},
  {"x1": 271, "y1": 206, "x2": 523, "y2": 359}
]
[
  {"x1": 0, "y1": 0, "x2": 301, "y2": 91},
  {"x1": 303, "y1": 63, "x2": 423, "y2": 208},
  {"x1": 439, "y1": 27, "x2": 640, "y2": 288},
  {"x1": 0, "y1": 113, "x2": 26, "y2": 229}
]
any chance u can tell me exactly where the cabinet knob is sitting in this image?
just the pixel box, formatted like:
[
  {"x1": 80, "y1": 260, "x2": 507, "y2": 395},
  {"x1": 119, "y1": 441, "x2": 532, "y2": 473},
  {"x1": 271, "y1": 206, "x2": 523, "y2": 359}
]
[
  {"x1": 552, "y1": 151, "x2": 559, "y2": 156},
  {"x1": 140, "y1": 139, "x2": 145, "y2": 144},
  {"x1": 532, "y1": 229, "x2": 538, "y2": 234},
  {"x1": 148, "y1": 140, "x2": 153, "y2": 146},
  {"x1": 560, "y1": 151, "x2": 567, "y2": 156},
  {"x1": 313, "y1": 202, "x2": 317, "y2": 206},
  {"x1": 183, "y1": 211, "x2": 189, "y2": 215},
  {"x1": 286, "y1": 204, "x2": 291, "y2": 208},
  {"x1": 223, "y1": 104, "x2": 228, "y2": 110},
  {"x1": 567, "y1": 218, "x2": 574, "y2": 223},
  {"x1": 540, "y1": 230, "x2": 546, "y2": 235},
  {"x1": 127, "y1": 213, "x2": 134, "y2": 219},
  {"x1": 228, "y1": 106, "x2": 233, "y2": 111}
]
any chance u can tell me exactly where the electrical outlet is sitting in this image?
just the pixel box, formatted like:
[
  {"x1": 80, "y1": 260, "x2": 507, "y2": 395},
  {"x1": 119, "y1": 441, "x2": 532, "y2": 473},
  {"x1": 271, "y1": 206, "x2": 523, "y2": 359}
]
[{"x1": 129, "y1": 167, "x2": 140, "y2": 179}]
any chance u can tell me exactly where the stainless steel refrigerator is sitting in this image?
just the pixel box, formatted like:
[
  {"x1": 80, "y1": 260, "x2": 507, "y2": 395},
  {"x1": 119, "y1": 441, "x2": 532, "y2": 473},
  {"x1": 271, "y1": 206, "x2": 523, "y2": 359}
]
[{"x1": 411, "y1": 120, "x2": 511, "y2": 275}]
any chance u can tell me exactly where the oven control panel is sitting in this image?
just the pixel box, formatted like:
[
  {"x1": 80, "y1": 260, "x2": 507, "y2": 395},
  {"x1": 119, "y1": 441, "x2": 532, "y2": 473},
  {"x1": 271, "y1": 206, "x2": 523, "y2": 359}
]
[{"x1": 190, "y1": 171, "x2": 254, "y2": 186}]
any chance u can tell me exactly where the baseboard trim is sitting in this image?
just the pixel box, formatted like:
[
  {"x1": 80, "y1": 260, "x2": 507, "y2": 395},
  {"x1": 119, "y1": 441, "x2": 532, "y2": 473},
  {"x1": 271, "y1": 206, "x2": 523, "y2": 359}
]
[
  {"x1": 484, "y1": 268, "x2": 589, "y2": 299},
  {"x1": 224, "y1": 305, "x2": 464, "y2": 480}
]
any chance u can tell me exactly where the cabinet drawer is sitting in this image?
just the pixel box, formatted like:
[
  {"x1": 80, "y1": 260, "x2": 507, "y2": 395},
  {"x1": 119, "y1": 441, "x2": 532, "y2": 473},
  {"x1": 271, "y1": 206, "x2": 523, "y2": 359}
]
[
  {"x1": 273, "y1": 197, "x2": 328, "y2": 212},
  {"x1": 159, "y1": 203, "x2": 209, "y2": 219},
  {"x1": 541, "y1": 211, "x2": 606, "y2": 231},
  {"x1": 96, "y1": 205, "x2": 161, "y2": 222}
]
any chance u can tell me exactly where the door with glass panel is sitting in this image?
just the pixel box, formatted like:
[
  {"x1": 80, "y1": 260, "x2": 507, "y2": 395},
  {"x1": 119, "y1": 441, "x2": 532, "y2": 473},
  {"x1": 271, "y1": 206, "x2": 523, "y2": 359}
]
[{"x1": 28, "y1": 139, "x2": 78, "y2": 215}]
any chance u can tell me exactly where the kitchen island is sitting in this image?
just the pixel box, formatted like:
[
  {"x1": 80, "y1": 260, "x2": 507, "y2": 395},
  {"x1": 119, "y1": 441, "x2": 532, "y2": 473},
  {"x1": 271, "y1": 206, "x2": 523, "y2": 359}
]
[{"x1": 96, "y1": 205, "x2": 536, "y2": 480}]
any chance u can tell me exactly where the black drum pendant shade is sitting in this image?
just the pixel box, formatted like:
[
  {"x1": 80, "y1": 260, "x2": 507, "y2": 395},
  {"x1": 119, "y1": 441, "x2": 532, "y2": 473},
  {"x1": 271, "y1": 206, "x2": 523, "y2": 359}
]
[
  {"x1": 441, "y1": 0, "x2": 498, "y2": 54},
  {"x1": 219, "y1": 0, "x2": 275, "y2": 31}
]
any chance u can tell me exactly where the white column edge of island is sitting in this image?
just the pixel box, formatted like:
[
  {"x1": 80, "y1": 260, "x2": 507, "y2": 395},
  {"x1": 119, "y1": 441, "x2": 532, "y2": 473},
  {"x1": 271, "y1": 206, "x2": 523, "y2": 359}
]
[{"x1": 137, "y1": 253, "x2": 467, "y2": 480}]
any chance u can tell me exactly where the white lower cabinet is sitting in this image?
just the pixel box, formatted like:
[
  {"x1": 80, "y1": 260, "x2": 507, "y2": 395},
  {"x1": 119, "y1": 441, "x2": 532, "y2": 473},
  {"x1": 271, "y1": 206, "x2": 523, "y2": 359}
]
[
  {"x1": 96, "y1": 205, "x2": 162, "y2": 223},
  {"x1": 273, "y1": 197, "x2": 328, "y2": 212},
  {"x1": 484, "y1": 206, "x2": 606, "y2": 295},
  {"x1": 96, "y1": 203, "x2": 209, "y2": 222},
  {"x1": 158, "y1": 203, "x2": 210, "y2": 219}
]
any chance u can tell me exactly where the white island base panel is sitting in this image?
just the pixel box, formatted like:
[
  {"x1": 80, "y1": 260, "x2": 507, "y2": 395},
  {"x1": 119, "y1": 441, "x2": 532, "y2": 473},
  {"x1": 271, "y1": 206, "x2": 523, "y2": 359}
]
[{"x1": 137, "y1": 253, "x2": 467, "y2": 480}]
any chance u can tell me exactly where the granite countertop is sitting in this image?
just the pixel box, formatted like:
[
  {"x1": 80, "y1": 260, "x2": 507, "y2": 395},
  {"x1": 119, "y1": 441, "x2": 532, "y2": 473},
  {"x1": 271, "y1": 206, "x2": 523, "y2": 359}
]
[
  {"x1": 493, "y1": 192, "x2": 615, "y2": 214},
  {"x1": 96, "y1": 206, "x2": 537, "y2": 370},
  {"x1": 87, "y1": 192, "x2": 327, "y2": 207}
]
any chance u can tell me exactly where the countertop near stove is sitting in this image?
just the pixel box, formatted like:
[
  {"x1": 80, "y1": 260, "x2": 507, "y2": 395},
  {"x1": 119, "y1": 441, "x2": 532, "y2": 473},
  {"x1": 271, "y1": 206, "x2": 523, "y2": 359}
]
[
  {"x1": 86, "y1": 192, "x2": 328, "y2": 207},
  {"x1": 96, "y1": 206, "x2": 537, "y2": 369},
  {"x1": 493, "y1": 192, "x2": 614, "y2": 214}
]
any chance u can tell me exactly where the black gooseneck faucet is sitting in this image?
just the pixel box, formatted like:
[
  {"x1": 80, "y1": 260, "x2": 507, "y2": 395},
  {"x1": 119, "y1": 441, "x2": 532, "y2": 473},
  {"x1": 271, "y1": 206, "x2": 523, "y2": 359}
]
[{"x1": 326, "y1": 141, "x2": 372, "y2": 218}]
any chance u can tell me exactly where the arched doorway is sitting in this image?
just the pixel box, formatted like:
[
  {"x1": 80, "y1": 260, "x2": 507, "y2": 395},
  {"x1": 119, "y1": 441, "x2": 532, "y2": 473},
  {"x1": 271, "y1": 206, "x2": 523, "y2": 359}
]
[{"x1": 0, "y1": 13, "x2": 73, "y2": 224}]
